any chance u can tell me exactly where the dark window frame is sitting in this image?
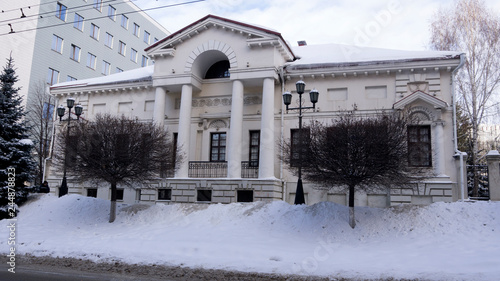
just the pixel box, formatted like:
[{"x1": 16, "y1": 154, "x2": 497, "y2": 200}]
[
  {"x1": 407, "y1": 125, "x2": 432, "y2": 167},
  {"x1": 197, "y1": 189, "x2": 212, "y2": 202},
  {"x1": 87, "y1": 188, "x2": 98, "y2": 198},
  {"x1": 210, "y1": 132, "x2": 226, "y2": 162},
  {"x1": 249, "y1": 130, "x2": 260, "y2": 167},
  {"x1": 237, "y1": 190, "x2": 253, "y2": 202},
  {"x1": 158, "y1": 189, "x2": 172, "y2": 200},
  {"x1": 116, "y1": 189, "x2": 124, "y2": 201}
]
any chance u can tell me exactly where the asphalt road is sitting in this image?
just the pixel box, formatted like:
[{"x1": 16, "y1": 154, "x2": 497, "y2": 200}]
[{"x1": 0, "y1": 265, "x2": 170, "y2": 281}]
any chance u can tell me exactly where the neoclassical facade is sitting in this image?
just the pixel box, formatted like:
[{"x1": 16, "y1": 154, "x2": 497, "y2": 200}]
[{"x1": 48, "y1": 15, "x2": 466, "y2": 207}]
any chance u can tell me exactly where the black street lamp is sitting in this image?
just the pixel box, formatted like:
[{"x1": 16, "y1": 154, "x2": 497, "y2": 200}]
[
  {"x1": 283, "y1": 80, "x2": 319, "y2": 205},
  {"x1": 57, "y1": 98, "x2": 83, "y2": 197}
]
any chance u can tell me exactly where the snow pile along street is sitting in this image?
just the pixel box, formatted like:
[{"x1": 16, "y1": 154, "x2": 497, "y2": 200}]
[{"x1": 1, "y1": 194, "x2": 499, "y2": 280}]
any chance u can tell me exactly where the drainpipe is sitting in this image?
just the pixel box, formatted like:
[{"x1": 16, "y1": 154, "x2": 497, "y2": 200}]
[
  {"x1": 452, "y1": 53, "x2": 466, "y2": 201},
  {"x1": 279, "y1": 66, "x2": 286, "y2": 201}
]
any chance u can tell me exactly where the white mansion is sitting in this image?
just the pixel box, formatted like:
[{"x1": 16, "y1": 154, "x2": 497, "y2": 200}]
[{"x1": 48, "y1": 15, "x2": 466, "y2": 207}]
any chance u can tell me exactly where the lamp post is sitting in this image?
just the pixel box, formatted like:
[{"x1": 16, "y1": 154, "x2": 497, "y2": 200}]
[
  {"x1": 283, "y1": 80, "x2": 319, "y2": 205},
  {"x1": 57, "y1": 98, "x2": 83, "y2": 197}
]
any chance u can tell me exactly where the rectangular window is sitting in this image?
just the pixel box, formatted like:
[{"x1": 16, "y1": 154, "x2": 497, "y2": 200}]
[
  {"x1": 67, "y1": 75, "x2": 77, "y2": 82},
  {"x1": 116, "y1": 189, "x2": 124, "y2": 201},
  {"x1": 116, "y1": 67, "x2": 123, "y2": 73},
  {"x1": 121, "y1": 15, "x2": 128, "y2": 29},
  {"x1": 141, "y1": 55, "x2": 148, "y2": 67},
  {"x1": 197, "y1": 190, "x2": 212, "y2": 202},
  {"x1": 237, "y1": 190, "x2": 254, "y2": 202},
  {"x1": 90, "y1": 23, "x2": 99, "y2": 40},
  {"x1": 56, "y1": 3, "x2": 67, "y2": 21},
  {"x1": 87, "y1": 53, "x2": 96, "y2": 69},
  {"x1": 210, "y1": 132, "x2": 226, "y2": 162},
  {"x1": 249, "y1": 131, "x2": 260, "y2": 167},
  {"x1": 73, "y1": 13, "x2": 84, "y2": 30},
  {"x1": 158, "y1": 189, "x2": 171, "y2": 200},
  {"x1": 87, "y1": 188, "x2": 98, "y2": 198},
  {"x1": 102, "y1": 61, "x2": 110, "y2": 75},
  {"x1": 107, "y1": 5, "x2": 116, "y2": 20},
  {"x1": 144, "y1": 31, "x2": 150, "y2": 44},
  {"x1": 290, "y1": 128, "x2": 310, "y2": 167},
  {"x1": 51, "y1": 35, "x2": 63, "y2": 53},
  {"x1": 154, "y1": 37, "x2": 159, "y2": 43},
  {"x1": 93, "y1": 0, "x2": 103, "y2": 11},
  {"x1": 46, "y1": 68, "x2": 59, "y2": 85},
  {"x1": 130, "y1": 48, "x2": 137, "y2": 62},
  {"x1": 408, "y1": 125, "x2": 432, "y2": 167},
  {"x1": 133, "y1": 23, "x2": 140, "y2": 37},
  {"x1": 105, "y1": 32, "x2": 113, "y2": 48},
  {"x1": 118, "y1": 41, "x2": 126, "y2": 55},
  {"x1": 70, "y1": 44, "x2": 80, "y2": 61}
]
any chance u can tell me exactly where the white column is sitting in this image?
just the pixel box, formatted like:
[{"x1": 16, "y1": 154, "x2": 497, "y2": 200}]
[
  {"x1": 259, "y1": 78, "x2": 275, "y2": 178},
  {"x1": 227, "y1": 80, "x2": 244, "y2": 178},
  {"x1": 153, "y1": 87, "x2": 166, "y2": 127},
  {"x1": 175, "y1": 84, "x2": 193, "y2": 178},
  {"x1": 434, "y1": 121, "x2": 446, "y2": 176}
]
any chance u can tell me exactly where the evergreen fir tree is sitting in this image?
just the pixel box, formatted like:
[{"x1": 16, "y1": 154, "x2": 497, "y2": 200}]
[{"x1": 0, "y1": 56, "x2": 36, "y2": 219}]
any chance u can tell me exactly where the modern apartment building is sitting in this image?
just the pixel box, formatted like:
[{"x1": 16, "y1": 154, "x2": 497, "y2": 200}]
[{"x1": 0, "y1": 0, "x2": 169, "y2": 106}]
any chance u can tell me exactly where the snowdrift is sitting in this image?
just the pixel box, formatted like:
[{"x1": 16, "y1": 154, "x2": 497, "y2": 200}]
[{"x1": 2, "y1": 194, "x2": 499, "y2": 280}]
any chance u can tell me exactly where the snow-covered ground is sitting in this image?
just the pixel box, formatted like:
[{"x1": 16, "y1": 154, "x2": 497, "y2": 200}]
[{"x1": 2, "y1": 194, "x2": 499, "y2": 280}]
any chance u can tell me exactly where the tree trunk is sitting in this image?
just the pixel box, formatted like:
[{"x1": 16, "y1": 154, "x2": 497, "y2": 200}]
[
  {"x1": 109, "y1": 182, "x2": 117, "y2": 223},
  {"x1": 348, "y1": 184, "x2": 355, "y2": 229}
]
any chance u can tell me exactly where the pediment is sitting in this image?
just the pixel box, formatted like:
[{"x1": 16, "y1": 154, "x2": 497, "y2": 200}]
[
  {"x1": 393, "y1": 91, "x2": 448, "y2": 110},
  {"x1": 146, "y1": 15, "x2": 295, "y2": 61}
]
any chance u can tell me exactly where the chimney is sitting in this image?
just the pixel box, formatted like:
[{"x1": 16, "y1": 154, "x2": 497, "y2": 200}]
[{"x1": 297, "y1": 40, "x2": 307, "y2": 46}]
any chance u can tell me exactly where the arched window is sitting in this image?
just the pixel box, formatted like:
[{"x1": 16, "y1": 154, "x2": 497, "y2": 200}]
[{"x1": 205, "y1": 60, "x2": 230, "y2": 79}]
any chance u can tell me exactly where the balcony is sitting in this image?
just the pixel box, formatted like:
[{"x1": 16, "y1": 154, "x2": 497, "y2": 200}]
[{"x1": 188, "y1": 161, "x2": 258, "y2": 178}]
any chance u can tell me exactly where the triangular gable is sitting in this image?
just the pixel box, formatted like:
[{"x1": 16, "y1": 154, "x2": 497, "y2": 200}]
[
  {"x1": 145, "y1": 15, "x2": 296, "y2": 62},
  {"x1": 393, "y1": 91, "x2": 448, "y2": 109}
]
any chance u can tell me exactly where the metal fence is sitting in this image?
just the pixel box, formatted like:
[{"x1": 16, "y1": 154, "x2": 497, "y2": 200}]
[{"x1": 467, "y1": 164, "x2": 490, "y2": 200}]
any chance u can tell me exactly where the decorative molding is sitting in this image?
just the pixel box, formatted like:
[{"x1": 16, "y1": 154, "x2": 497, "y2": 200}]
[
  {"x1": 185, "y1": 40, "x2": 237, "y2": 73},
  {"x1": 175, "y1": 94, "x2": 262, "y2": 109},
  {"x1": 393, "y1": 90, "x2": 448, "y2": 110},
  {"x1": 407, "y1": 82, "x2": 429, "y2": 93},
  {"x1": 409, "y1": 105, "x2": 435, "y2": 122},
  {"x1": 209, "y1": 119, "x2": 227, "y2": 131}
]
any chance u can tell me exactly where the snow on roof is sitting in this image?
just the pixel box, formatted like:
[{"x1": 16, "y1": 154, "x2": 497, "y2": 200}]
[
  {"x1": 50, "y1": 43, "x2": 462, "y2": 91},
  {"x1": 51, "y1": 65, "x2": 154, "y2": 90},
  {"x1": 288, "y1": 43, "x2": 463, "y2": 67}
]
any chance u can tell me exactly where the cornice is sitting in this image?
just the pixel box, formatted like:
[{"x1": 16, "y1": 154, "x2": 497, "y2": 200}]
[{"x1": 283, "y1": 58, "x2": 462, "y2": 81}]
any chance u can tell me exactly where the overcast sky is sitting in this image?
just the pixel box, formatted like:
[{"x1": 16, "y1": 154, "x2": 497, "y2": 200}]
[{"x1": 133, "y1": 0, "x2": 500, "y2": 51}]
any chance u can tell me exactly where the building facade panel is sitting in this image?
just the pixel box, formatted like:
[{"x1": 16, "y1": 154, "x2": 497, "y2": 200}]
[{"x1": 48, "y1": 15, "x2": 466, "y2": 207}]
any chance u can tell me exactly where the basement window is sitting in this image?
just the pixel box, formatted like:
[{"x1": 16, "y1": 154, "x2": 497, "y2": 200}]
[
  {"x1": 87, "y1": 188, "x2": 97, "y2": 198},
  {"x1": 237, "y1": 190, "x2": 253, "y2": 202},
  {"x1": 197, "y1": 189, "x2": 212, "y2": 202},
  {"x1": 158, "y1": 189, "x2": 171, "y2": 200}
]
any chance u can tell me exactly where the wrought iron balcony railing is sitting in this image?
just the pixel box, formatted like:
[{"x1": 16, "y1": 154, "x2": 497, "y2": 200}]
[{"x1": 188, "y1": 161, "x2": 259, "y2": 178}]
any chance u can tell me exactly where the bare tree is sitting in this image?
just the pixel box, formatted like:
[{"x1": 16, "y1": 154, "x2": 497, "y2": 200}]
[
  {"x1": 282, "y1": 112, "x2": 416, "y2": 228},
  {"x1": 56, "y1": 114, "x2": 180, "y2": 222},
  {"x1": 430, "y1": 0, "x2": 500, "y2": 197},
  {"x1": 26, "y1": 81, "x2": 55, "y2": 186}
]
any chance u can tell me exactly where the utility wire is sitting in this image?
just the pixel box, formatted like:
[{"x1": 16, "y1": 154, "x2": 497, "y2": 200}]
[
  {"x1": 1, "y1": 0, "x2": 59, "y2": 14},
  {"x1": 1, "y1": 0, "x2": 205, "y2": 37},
  {"x1": 0, "y1": 0, "x2": 121, "y2": 24}
]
